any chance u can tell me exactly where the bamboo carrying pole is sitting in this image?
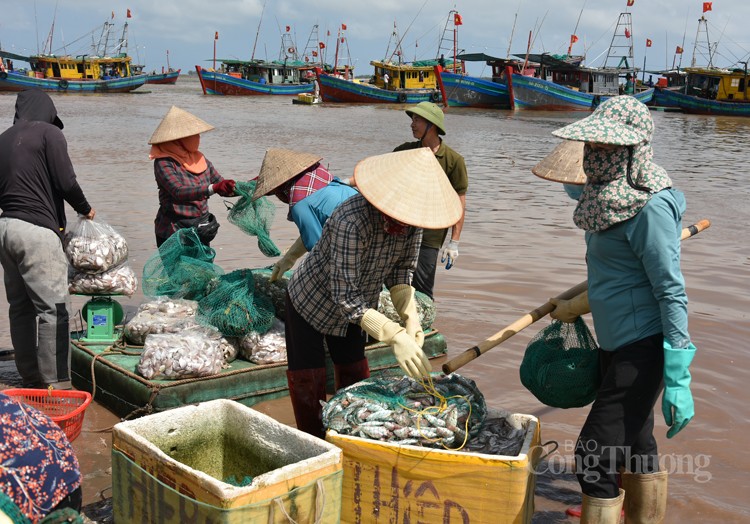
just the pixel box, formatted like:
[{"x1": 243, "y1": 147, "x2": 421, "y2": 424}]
[{"x1": 442, "y1": 219, "x2": 711, "y2": 374}]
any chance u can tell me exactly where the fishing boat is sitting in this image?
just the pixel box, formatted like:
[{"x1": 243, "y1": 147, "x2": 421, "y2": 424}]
[
  {"x1": 195, "y1": 62, "x2": 313, "y2": 96},
  {"x1": 0, "y1": 19, "x2": 147, "y2": 93},
  {"x1": 507, "y1": 12, "x2": 654, "y2": 110},
  {"x1": 145, "y1": 68, "x2": 181, "y2": 85},
  {"x1": 652, "y1": 67, "x2": 750, "y2": 116}
]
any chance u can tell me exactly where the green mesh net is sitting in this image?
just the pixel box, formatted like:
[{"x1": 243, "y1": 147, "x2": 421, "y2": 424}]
[
  {"x1": 520, "y1": 318, "x2": 601, "y2": 409},
  {"x1": 196, "y1": 269, "x2": 276, "y2": 336},
  {"x1": 322, "y1": 374, "x2": 487, "y2": 449},
  {"x1": 141, "y1": 228, "x2": 223, "y2": 301},
  {"x1": 227, "y1": 181, "x2": 280, "y2": 257}
]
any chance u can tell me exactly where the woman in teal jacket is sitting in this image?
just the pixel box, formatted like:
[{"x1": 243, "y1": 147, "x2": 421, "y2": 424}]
[{"x1": 541, "y1": 96, "x2": 697, "y2": 523}]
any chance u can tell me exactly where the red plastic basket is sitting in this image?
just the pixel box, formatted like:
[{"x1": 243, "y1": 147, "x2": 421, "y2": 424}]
[{"x1": 2, "y1": 388, "x2": 92, "y2": 442}]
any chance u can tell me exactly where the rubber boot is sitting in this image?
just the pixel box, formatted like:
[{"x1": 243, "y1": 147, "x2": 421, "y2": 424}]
[
  {"x1": 286, "y1": 368, "x2": 327, "y2": 439},
  {"x1": 622, "y1": 471, "x2": 668, "y2": 524},
  {"x1": 334, "y1": 358, "x2": 370, "y2": 391},
  {"x1": 581, "y1": 488, "x2": 625, "y2": 524}
]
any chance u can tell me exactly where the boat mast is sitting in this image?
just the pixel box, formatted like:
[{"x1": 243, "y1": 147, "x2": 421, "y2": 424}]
[
  {"x1": 691, "y1": 15, "x2": 713, "y2": 68},
  {"x1": 568, "y1": 0, "x2": 586, "y2": 56},
  {"x1": 603, "y1": 12, "x2": 635, "y2": 80},
  {"x1": 251, "y1": 0, "x2": 266, "y2": 61}
]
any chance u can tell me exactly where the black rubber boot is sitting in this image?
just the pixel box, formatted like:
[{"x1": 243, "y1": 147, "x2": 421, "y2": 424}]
[{"x1": 286, "y1": 368, "x2": 327, "y2": 439}]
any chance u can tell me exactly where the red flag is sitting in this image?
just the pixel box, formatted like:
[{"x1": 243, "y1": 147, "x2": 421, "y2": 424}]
[
  {"x1": 312, "y1": 50, "x2": 318, "y2": 57},
  {"x1": 646, "y1": 38, "x2": 652, "y2": 47},
  {"x1": 676, "y1": 45, "x2": 684, "y2": 54},
  {"x1": 126, "y1": 8, "x2": 132, "y2": 18},
  {"x1": 327, "y1": 30, "x2": 330, "y2": 36},
  {"x1": 627, "y1": 0, "x2": 634, "y2": 6},
  {"x1": 570, "y1": 34, "x2": 579, "y2": 44},
  {"x1": 454, "y1": 13, "x2": 463, "y2": 26},
  {"x1": 703, "y1": 2, "x2": 712, "y2": 12},
  {"x1": 341, "y1": 37, "x2": 344, "y2": 43},
  {"x1": 341, "y1": 23, "x2": 347, "y2": 30},
  {"x1": 319, "y1": 42, "x2": 325, "y2": 49},
  {"x1": 624, "y1": 28, "x2": 631, "y2": 38},
  {"x1": 214, "y1": 31, "x2": 219, "y2": 40},
  {"x1": 285, "y1": 25, "x2": 291, "y2": 32}
]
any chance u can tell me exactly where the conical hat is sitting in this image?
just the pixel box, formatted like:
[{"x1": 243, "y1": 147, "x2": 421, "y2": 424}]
[
  {"x1": 352, "y1": 148, "x2": 462, "y2": 229},
  {"x1": 148, "y1": 106, "x2": 215, "y2": 144},
  {"x1": 253, "y1": 148, "x2": 323, "y2": 201},
  {"x1": 532, "y1": 140, "x2": 586, "y2": 185}
]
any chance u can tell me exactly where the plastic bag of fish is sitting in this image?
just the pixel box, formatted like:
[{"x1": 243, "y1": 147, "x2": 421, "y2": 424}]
[
  {"x1": 68, "y1": 264, "x2": 138, "y2": 296},
  {"x1": 137, "y1": 331, "x2": 225, "y2": 379},
  {"x1": 123, "y1": 298, "x2": 199, "y2": 345},
  {"x1": 237, "y1": 317, "x2": 287, "y2": 364},
  {"x1": 322, "y1": 374, "x2": 487, "y2": 449},
  {"x1": 64, "y1": 217, "x2": 129, "y2": 274}
]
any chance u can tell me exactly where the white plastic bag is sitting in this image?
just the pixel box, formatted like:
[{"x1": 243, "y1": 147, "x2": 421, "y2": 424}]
[
  {"x1": 64, "y1": 217, "x2": 129, "y2": 274},
  {"x1": 137, "y1": 332, "x2": 224, "y2": 380},
  {"x1": 68, "y1": 264, "x2": 138, "y2": 296},
  {"x1": 237, "y1": 318, "x2": 287, "y2": 364}
]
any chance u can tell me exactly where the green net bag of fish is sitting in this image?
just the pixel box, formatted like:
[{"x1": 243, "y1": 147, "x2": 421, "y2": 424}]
[
  {"x1": 322, "y1": 373, "x2": 487, "y2": 449},
  {"x1": 226, "y1": 181, "x2": 281, "y2": 257},
  {"x1": 251, "y1": 267, "x2": 290, "y2": 320},
  {"x1": 141, "y1": 228, "x2": 223, "y2": 301},
  {"x1": 519, "y1": 318, "x2": 601, "y2": 409},
  {"x1": 196, "y1": 269, "x2": 276, "y2": 337}
]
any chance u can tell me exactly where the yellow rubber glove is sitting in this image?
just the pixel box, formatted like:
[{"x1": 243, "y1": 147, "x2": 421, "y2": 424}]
[
  {"x1": 270, "y1": 236, "x2": 307, "y2": 282},
  {"x1": 549, "y1": 291, "x2": 590, "y2": 323},
  {"x1": 389, "y1": 284, "x2": 424, "y2": 347},
  {"x1": 360, "y1": 309, "x2": 431, "y2": 378}
]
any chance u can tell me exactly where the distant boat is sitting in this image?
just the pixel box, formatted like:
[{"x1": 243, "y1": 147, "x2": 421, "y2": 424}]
[
  {"x1": 654, "y1": 67, "x2": 750, "y2": 116},
  {"x1": 195, "y1": 61, "x2": 313, "y2": 96},
  {"x1": 0, "y1": 20, "x2": 146, "y2": 93},
  {"x1": 145, "y1": 69, "x2": 181, "y2": 85}
]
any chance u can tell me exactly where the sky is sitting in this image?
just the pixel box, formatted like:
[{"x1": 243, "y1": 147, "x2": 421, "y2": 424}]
[{"x1": 2, "y1": 0, "x2": 750, "y2": 78}]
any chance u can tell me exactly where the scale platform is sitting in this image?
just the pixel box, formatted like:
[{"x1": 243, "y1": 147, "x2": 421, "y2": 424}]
[{"x1": 78, "y1": 295, "x2": 124, "y2": 344}]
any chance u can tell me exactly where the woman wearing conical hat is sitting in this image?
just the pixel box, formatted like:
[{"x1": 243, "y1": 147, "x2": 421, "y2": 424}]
[
  {"x1": 536, "y1": 96, "x2": 696, "y2": 523},
  {"x1": 252, "y1": 148, "x2": 357, "y2": 284},
  {"x1": 148, "y1": 106, "x2": 237, "y2": 247},
  {"x1": 284, "y1": 148, "x2": 462, "y2": 439}
]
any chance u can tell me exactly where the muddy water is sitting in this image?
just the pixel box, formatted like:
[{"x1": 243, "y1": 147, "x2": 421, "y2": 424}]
[{"x1": 1, "y1": 78, "x2": 748, "y2": 522}]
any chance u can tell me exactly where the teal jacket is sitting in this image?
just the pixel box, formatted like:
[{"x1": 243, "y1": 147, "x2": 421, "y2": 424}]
[
  {"x1": 290, "y1": 179, "x2": 358, "y2": 251},
  {"x1": 585, "y1": 189, "x2": 690, "y2": 350}
]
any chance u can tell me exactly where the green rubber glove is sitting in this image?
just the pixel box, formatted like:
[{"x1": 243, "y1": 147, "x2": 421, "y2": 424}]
[
  {"x1": 662, "y1": 341, "x2": 697, "y2": 439},
  {"x1": 270, "y1": 236, "x2": 307, "y2": 282},
  {"x1": 360, "y1": 309, "x2": 431, "y2": 378},
  {"x1": 389, "y1": 284, "x2": 424, "y2": 348},
  {"x1": 549, "y1": 291, "x2": 590, "y2": 323}
]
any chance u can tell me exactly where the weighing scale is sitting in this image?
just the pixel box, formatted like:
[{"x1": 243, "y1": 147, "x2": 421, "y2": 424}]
[{"x1": 79, "y1": 295, "x2": 124, "y2": 344}]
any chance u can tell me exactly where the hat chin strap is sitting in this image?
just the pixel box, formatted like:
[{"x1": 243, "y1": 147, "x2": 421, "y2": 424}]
[{"x1": 420, "y1": 122, "x2": 433, "y2": 142}]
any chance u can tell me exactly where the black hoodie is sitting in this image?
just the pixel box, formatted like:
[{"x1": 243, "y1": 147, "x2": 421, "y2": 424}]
[{"x1": 0, "y1": 88, "x2": 91, "y2": 238}]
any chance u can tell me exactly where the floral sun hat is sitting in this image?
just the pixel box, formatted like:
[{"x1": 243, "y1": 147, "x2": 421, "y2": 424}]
[
  {"x1": 550, "y1": 96, "x2": 672, "y2": 232},
  {"x1": 552, "y1": 95, "x2": 653, "y2": 146}
]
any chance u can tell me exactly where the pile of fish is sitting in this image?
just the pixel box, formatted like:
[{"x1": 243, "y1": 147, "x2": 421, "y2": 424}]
[
  {"x1": 237, "y1": 318, "x2": 287, "y2": 364},
  {"x1": 64, "y1": 217, "x2": 137, "y2": 296},
  {"x1": 322, "y1": 374, "x2": 487, "y2": 449},
  {"x1": 137, "y1": 331, "x2": 225, "y2": 379},
  {"x1": 124, "y1": 298, "x2": 200, "y2": 345}
]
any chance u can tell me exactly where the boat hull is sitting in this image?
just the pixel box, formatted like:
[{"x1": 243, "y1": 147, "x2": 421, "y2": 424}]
[
  {"x1": 195, "y1": 66, "x2": 313, "y2": 96},
  {"x1": 145, "y1": 70, "x2": 180, "y2": 85},
  {"x1": 509, "y1": 74, "x2": 654, "y2": 110},
  {"x1": 440, "y1": 71, "x2": 510, "y2": 108},
  {"x1": 0, "y1": 71, "x2": 147, "y2": 93},
  {"x1": 654, "y1": 87, "x2": 750, "y2": 116},
  {"x1": 317, "y1": 72, "x2": 441, "y2": 104}
]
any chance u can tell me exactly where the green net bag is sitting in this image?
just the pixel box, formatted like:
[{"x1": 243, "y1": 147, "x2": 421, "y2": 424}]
[
  {"x1": 141, "y1": 228, "x2": 223, "y2": 301},
  {"x1": 196, "y1": 269, "x2": 276, "y2": 337},
  {"x1": 520, "y1": 318, "x2": 601, "y2": 409},
  {"x1": 226, "y1": 181, "x2": 280, "y2": 257}
]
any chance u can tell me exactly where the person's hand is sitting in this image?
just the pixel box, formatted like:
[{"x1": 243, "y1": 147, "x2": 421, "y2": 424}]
[
  {"x1": 84, "y1": 208, "x2": 96, "y2": 220},
  {"x1": 549, "y1": 291, "x2": 590, "y2": 323},
  {"x1": 269, "y1": 237, "x2": 307, "y2": 282},
  {"x1": 389, "y1": 284, "x2": 424, "y2": 347},
  {"x1": 440, "y1": 240, "x2": 459, "y2": 269},
  {"x1": 662, "y1": 341, "x2": 697, "y2": 438},
  {"x1": 391, "y1": 331, "x2": 432, "y2": 378},
  {"x1": 213, "y1": 179, "x2": 236, "y2": 197}
]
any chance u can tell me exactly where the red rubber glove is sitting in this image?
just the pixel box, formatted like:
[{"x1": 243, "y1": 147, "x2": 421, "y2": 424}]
[{"x1": 213, "y1": 179, "x2": 236, "y2": 197}]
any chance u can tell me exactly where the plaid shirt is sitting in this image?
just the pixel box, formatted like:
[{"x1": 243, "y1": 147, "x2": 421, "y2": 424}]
[
  {"x1": 153, "y1": 157, "x2": 223, "y2": 239},
  {"x1": 287, "y1": 194, "x2": 422, "y2": 336}
]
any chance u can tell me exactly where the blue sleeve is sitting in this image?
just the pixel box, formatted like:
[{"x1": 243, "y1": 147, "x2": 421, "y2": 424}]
[
  {"x1": 563, "y1": 183, "x2": 584, "y2": 201},
  {"x1": 291, "y1": 200, "x2": 324, "y2": 251},
  {"x1": 627, "y1": 193, "x2": 690, "y2": 348}
]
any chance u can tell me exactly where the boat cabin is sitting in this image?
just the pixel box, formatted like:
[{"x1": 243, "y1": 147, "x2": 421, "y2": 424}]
[
  {"x1": 219, "y1": 59, "x2": 304, "y2": 84},
  {"x1": 26, "y1": 53, "x2": 133, "y2": 80},
  {"x1": 370, "y1": 60, "x2": 441, "y2": 90},
  {"x1": 513, "y1": 53, "x2": 626, "y2": 96},
  {"x1": 456, "y1": 53, "x2": 537, "y2": 83},
  {"x1": 683, "y1": 67, "x2": 750, "y2": 102}
]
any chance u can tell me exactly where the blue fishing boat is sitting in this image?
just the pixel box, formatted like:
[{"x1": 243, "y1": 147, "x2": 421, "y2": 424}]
[
  {"x1": 195, "y1": 62, "x2": 313, "y2": 96},
  {"x1": 652, "y1": 70, "x2": 750, "y2": 116}
]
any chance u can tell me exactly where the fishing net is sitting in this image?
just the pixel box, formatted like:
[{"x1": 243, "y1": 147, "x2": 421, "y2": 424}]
[
  {"x1": 322, "y1": 373, "x2": 487, "y2": 450},
  {"x1": 227, "y1": 181, "x2": 280, "y2": 257},
  {"x1": 520, "y1": 318, "x2": 601, "y2": 409},
  {"x1": 196, "y1": 269, "x2": 276, "y2": 337},
  {"x1": 141, "y1": 228, "x2": 223, "y2": 301}
]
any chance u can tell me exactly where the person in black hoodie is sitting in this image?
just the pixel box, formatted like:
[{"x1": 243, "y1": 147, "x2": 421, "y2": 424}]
[{"x1": 0, "y1": 88, "x2": 95, "y2": 389}]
